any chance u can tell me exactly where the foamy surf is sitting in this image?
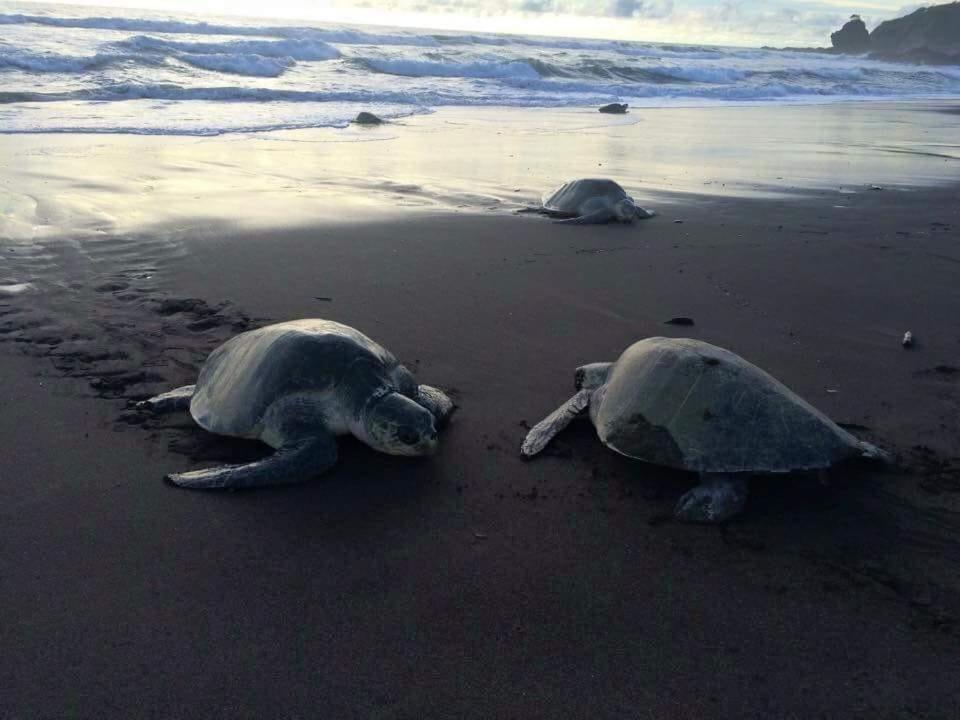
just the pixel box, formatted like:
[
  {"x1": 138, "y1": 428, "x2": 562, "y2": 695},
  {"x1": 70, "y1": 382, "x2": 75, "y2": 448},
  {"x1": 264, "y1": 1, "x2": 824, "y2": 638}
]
[{"x1": 0, "y1": 3, "x2": 959, "y2": 135}]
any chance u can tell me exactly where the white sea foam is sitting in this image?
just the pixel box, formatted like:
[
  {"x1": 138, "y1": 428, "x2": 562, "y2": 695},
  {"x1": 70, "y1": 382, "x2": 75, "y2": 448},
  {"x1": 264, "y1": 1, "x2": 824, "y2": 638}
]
[
  {"x1": 0, "y1": 48, "x2": 126, "y2": 72},
  {"x1": 117, "y1": 35, "x2": 341, "y2": 61},
  {"x1": 0, "y1": 12, "x2": 288, "y2": 35},
  {"x1": 0, "y1": 6, "x2": 958, "y2": 135},
  {"x1": 0, "y1": 12, "x2": 437, "y2": 46},
  {"x1": 362, "y1": 57, "x2": 540, "y2": 80},
  {"x1": 176, "y1": 53, "x2": 294, "y2": 78}
]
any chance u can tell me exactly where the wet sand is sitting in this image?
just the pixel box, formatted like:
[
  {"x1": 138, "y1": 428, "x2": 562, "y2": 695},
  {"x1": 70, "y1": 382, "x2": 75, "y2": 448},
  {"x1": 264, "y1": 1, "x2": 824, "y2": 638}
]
[
  {"x1": 3, "y1": 101, "x2": 960, "y2": 244},
  {"x1": 2, "y1": 105, "x2": 960, "y2": 717}
]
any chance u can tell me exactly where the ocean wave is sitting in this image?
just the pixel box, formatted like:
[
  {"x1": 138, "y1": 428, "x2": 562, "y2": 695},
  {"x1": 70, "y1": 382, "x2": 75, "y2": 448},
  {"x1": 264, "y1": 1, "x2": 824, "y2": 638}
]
[
  {"x1": 0, "y1": 81, "x2": 595, "y2": 108},
  {"x1": 308, "y1": 28, "x2": 438, "y2": 47},
  {"x1": 429, "y1": 32, "x2": 631, "y2": 53},
  {"x1": 4, "y1": 63, "x2": 957, "y2": 107},
  {"x1": 0, "y1": 12, "x2": 270, "y2": 35},
  {"x1": 0, "y1": 12, "x2": 437, "y2": 47},
  {"x1": 0, "y1": 48, "x2": 129, "y2": 72},
  {"x1": 0, "y1": 38, "x2": 339, "y2": 79},
  {"x1": 0, "y1": 99, "x2": 422, "y2": 135},
  {"x1": 659, "y1": 65, "x2": 749, "y2": 83},
  {"x1": 0, "y1": 74, "x2": 913, "y2": 108},
  {"x1": 116, "y1": 35, "x2": 341, "y2": 61},
  {"x1": 360, "y1": 57, "x2": 540, "y2": 80},
  {"x1": 0, "y1": 82, "x2": 436, "y2": 106},
  {"x1": 176, "y1": 53, "x2": 293, "y2": 78},
  {"x1": 3, "y1": 8, "x2": 960, "y2": 136}
]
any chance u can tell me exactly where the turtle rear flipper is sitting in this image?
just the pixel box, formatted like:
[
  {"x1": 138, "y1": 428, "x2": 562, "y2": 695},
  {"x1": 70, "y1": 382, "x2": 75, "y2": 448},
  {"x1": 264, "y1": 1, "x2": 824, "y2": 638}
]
[
  {"x1": 521, "y1": 389, "x2": 592, "y2": 457},
  {"x1": 138, "y1": 385, "x2": 196, "y2": 413},
  {"x1": 858, "y1": 441, "x2": 891, "y2": 463},
  {"x1": 168, "y1": 432, "x2": 337, "y2": 490}
]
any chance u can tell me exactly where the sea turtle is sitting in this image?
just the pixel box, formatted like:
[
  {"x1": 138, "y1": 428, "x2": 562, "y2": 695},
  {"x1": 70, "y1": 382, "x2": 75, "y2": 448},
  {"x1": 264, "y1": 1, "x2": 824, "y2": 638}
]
[
  {"x1": 353, "y1": 111, "x2": 384, "y2": 125},
  {"x1": 598, "y1": 103, "x2": 629, "y2": 114},
  {"x1": 521, "y1": 337, "x2": 888, "y2": 523},
  {"x1": 139, "y1": 319, "x2": 454, "y2": 489},
  {"x1": 529, "y1": 179, "x2": 654, "y2": 225}
]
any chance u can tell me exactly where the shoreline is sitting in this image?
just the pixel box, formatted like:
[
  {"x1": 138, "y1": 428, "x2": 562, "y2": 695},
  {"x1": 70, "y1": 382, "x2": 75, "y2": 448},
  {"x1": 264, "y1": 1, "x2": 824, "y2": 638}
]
[{"x1": 2, "y1": 100, "x2": 959, "y2": 243}]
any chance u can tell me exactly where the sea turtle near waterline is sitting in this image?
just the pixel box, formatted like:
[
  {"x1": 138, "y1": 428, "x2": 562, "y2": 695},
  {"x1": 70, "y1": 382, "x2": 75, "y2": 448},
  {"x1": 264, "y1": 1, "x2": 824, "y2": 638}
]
[
  {"x1": 523, "y1": 179, "x2": 655, "y2": 225},
  {"x1": 599, "y1": 103, "x2": 629, "y2": 114},
  {"x1": 353, "y1": 111, "x2": 384, "y2": 125},
  {"x1": 521, "y1": 337, "x2": 888, "y2": 523},
  {"x1": 138, "y1": 319, "x2": 454, "y2": 489}
]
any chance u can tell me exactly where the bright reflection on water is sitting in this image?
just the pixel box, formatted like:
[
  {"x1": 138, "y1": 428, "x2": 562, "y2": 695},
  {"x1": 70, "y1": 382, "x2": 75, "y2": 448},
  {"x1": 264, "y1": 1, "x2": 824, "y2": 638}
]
[{"x1": 1, "y1": 101, "x2": 957, "y2": 241}]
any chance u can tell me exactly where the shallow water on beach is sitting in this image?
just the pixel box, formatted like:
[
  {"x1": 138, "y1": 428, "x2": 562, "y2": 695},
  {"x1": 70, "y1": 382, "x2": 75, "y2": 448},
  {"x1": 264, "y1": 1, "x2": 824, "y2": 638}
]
[
  {"x1": 0, "y1": 102, "x2": 957, "y2": 243},
  {"x1": 0, "y1": 100, "x2": 956, "y2": 410}
]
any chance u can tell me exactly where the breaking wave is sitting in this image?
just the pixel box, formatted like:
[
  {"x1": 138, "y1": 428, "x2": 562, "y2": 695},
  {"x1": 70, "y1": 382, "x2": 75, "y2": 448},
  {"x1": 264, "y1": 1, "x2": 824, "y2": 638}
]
[{"x1": 1, "y1": 6, "x2": 959, "y2": 134}]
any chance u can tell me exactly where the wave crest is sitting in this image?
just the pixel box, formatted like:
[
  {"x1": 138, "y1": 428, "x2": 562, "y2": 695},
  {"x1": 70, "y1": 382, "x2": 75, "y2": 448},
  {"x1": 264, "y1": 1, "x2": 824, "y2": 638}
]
[{"x1": 360, "y1": 57, "x2": 540, "y2": 80}]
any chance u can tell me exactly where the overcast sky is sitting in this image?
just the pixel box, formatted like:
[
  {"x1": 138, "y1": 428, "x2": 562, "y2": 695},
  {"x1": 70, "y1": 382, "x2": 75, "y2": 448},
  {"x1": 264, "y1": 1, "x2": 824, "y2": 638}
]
[{"x1": 24, "y1": 0, "x2": 922, "y2": 46}]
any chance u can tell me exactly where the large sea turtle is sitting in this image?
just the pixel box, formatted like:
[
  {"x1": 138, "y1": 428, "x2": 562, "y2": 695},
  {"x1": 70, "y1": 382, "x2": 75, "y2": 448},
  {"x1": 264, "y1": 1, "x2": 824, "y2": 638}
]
[
  {"x1": 521, "y1": 337, "x2": 887, "y2": 523},
  {"x1": 528, "y1": 179, "x2": 654, "y2": 225},
  {"x1": 139, "y1": 319, "x2": 454, "y2": 489}
]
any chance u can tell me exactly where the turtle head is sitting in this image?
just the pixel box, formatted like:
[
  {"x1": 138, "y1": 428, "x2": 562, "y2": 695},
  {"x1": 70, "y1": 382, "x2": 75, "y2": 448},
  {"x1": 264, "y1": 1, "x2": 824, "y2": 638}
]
[
  {"x1": 575, "y1": 362, "x2": 612, "y2": 391},
  {"x1": 362, "y1": 391, "x2": 439, "y2": 457},
  {"x1": 614, "y1": 197, "x2": 654, "y2": 222},
  {"x1": 613, "y1": 198, "x2": 638, "y2": 223}
]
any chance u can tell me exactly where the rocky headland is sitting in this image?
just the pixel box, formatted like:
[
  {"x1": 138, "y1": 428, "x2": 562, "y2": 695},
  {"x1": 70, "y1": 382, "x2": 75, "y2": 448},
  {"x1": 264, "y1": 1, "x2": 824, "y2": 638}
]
[{"x1": 769, "y1": 2, "x2": 960, "y2": 65}]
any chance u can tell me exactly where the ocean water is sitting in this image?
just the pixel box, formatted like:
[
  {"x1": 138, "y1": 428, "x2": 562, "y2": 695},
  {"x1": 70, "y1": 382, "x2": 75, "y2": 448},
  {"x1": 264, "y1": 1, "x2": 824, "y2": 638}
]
[{"x1": 1, "y1": 2, "x2": 960, "y2": 135}]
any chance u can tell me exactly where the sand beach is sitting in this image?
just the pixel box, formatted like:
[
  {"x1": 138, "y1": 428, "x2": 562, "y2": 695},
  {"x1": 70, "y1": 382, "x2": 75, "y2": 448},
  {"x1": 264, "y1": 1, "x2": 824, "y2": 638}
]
[{"x1": 1, "y1": 99, "x2": 959, "y2": 716}]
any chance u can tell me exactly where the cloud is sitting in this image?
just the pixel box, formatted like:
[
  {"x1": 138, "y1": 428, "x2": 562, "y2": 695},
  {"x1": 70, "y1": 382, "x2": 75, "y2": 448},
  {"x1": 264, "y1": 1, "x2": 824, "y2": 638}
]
[
  {"x1": 58, "y1": 0, "x2": 907, "y2": 46},
  {"x1": 604, "y1": 0, "x2": 674, "y2": 18},
  {"x1": 314, "y1": 0, "x2": 912, "y2": 45},
  {"x1": 346, "y1": 0, "x2": 678, "y2": 20}
]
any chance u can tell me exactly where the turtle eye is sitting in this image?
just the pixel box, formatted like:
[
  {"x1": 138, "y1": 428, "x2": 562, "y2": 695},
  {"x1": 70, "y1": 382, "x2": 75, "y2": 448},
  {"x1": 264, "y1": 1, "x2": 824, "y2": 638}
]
[{"x1": 397, "y1": 426, "x2": 420, "y2": 445}]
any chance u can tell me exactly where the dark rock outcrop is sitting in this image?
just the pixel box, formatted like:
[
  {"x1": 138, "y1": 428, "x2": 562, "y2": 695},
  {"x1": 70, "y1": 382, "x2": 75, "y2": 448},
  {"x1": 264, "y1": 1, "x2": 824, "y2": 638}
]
[
  {"x1": 830, "y1": 15, "x2": 871, "y2": 53},
  {"x1": 869, "y1": 2, "x2": 960, "y2": 64},
  {"x1": 774, "y1": 2, "x2": 959, "y2": 65}
]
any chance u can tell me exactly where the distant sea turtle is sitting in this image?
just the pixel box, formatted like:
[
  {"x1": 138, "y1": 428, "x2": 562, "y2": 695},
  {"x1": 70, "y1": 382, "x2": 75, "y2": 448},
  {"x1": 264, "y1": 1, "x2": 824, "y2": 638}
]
[
  {"x1": 521, "y1": 337, "x2": 888, "y2": 523},
  {"x1": 353, "y1": 111, "x2": 384, "y2": 125},
  {"x1": 139, "y1": 319, "x2": 454, "y2": 489},
  {"x1": 599, "y1": 103, "x2": 628, "y2": 114},
  {"x1": 528, "y1": 179, "x2": 655, "y2": 225}
]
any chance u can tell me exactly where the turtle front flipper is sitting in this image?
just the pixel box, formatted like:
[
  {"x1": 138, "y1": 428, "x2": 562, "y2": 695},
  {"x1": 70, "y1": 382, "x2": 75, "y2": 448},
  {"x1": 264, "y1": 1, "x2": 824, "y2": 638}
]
[
  {"x1": 674, "y1": 474, "x2": 749, "y2": 524},
  {"x1": 417, "y1": 384, "x2": 455, "y2": 427},
  {"x1": 553, "y1": 209, "x2": 613, "y2": 225},
  {"x1": 138, "y1": 385, "x2": 196, "y2": 413},
  {"x1": 167, "y1": 432, "x2": 337, "y2": 490},
  {"x1": 521, "y1": 389, "x2": 592, "y2": 458}
]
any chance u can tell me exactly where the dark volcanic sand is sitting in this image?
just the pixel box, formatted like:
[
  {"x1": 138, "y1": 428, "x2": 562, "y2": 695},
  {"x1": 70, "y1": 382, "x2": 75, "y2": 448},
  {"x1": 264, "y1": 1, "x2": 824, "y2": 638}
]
[{"x1": 1, "y1": 184, "x2": 959, "y2": 718}]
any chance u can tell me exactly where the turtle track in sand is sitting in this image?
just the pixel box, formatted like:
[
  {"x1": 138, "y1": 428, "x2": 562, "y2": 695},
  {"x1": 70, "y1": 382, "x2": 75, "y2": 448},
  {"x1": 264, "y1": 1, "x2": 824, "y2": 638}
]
[
  {"x1": 0, "y1": 229, "x2": 269, "y2": 463},
  {"x1": 3, "y1": 222, "x2": 960, "y2": 633}
]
